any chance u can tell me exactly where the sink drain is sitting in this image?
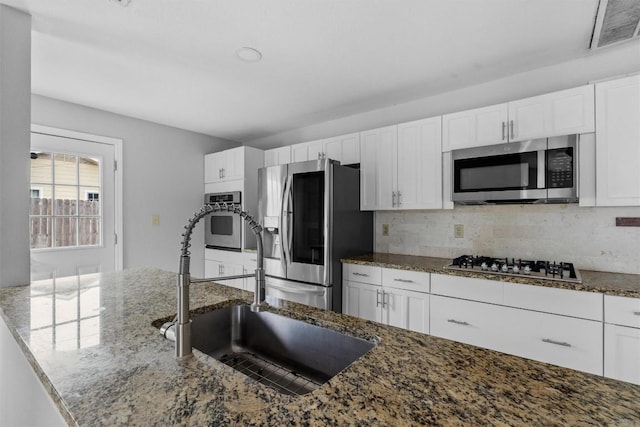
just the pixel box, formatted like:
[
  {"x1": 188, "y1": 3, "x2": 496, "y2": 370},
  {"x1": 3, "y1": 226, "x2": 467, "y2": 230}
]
[{"x1": 219, "y1": 351, "x2": 322, "y2": 396}]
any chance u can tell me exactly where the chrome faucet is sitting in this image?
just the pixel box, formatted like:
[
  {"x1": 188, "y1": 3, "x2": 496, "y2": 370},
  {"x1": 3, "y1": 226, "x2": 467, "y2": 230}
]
[{"x1": 172, "y1": 202, "x2": 267, "y2": 359}]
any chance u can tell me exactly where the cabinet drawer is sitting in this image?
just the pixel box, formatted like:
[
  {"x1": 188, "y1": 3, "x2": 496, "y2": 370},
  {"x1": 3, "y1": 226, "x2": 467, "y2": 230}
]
[
  {"x1": 431, "y1": 273, "x2": 503, "y2": 304},
  {"x1": 343, "y1": 263, "x2": 381, "y2": 285},
  {"x1": 430, "y1": 295, "x2": 506, "y2": 352},
  {"x1": 503, "y1": 282, "x2": 603, "y2": 321},
  {"x1": 503, "y1": 307, "x2": 603, "y2": 375},
  {"x1": 604, "y1": 295, "x2": 640, "y2": 328},
  {"x1": 382, "y1": 268, "x2": 429, "y2": 293}
]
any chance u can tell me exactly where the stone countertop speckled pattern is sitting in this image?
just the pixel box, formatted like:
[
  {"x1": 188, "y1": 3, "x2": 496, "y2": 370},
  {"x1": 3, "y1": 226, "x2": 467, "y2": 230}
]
[
  {"x1": 342, "y1": 253, "x2": 640, "y2": 298},
  {"x1": 1, "y1": 267, "x2": 640, "y2": 426}
]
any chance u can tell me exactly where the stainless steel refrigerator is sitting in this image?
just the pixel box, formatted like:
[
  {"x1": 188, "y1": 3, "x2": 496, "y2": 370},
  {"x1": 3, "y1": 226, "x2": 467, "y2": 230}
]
[{"x1": 258, "y1": 159, "x2": 373, "y2": 312}]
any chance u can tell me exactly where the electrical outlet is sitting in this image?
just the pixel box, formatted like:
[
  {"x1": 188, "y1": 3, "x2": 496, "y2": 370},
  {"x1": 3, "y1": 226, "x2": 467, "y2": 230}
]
[
  {"x1": 454, "y1": 224, "x2": 464, "y2": 238},
  {"x1": 382, "y1": 224, "x2": 389, "y2": 236},
  {"x1": 151, "y1": 214, "x2": 160, "y2": 226}
]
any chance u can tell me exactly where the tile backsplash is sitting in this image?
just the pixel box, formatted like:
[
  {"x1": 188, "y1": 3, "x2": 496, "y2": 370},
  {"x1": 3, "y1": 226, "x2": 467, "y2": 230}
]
[{"x1": 375, "y1": 204, "x2": 640, "y2": 275}]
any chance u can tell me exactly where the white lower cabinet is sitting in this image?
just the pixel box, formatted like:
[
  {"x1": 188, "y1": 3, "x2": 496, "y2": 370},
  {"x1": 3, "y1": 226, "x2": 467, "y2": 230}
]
[
  {"x1": 204, "y1": 259, "x2": 244, "y2": 290},
  {"x1": 343, "y1": 280, "x2": 382, "y2": 323},
  {"x1": 604, "y1": 324, "x2": 640, "y2": 385},
  {"x1": 604, "y1": 295, "x2": 640, "y2": 384}
]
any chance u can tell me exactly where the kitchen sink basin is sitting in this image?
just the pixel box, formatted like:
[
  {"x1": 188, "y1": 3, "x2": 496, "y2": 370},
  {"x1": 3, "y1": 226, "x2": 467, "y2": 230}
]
[{"x1": 190, "y1": 304, "x2": 376, "y2": 395}]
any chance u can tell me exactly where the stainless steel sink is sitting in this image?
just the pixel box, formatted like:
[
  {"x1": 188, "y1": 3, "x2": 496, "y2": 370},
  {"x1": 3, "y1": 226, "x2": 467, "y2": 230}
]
[{"x1": 190, "y1": 305, "x2": 376, "y2": 396}]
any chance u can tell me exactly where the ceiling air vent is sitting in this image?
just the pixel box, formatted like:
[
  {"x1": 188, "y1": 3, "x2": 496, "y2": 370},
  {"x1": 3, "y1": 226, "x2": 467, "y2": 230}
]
[{"x1": 590, "y1": 0, "x2": 640, "y2": 48}]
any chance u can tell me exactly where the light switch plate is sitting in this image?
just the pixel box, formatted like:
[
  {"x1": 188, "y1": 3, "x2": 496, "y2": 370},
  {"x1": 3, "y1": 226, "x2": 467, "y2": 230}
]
[
  {"x1": 152, "y1": 214, "x2": 160, "y2": 226},
  {"x1": 382, "y1": 224, "x2": 389, "y2": 236},
  {"x1": 454, "y1": 224, "x2": 464, "y2": 238}
]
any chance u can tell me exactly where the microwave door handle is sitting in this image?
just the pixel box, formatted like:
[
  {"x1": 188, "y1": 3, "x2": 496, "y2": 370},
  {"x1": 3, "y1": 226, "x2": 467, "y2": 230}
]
[{"x1": 537, "y1": 150, "x2": 546, "y2": 189}]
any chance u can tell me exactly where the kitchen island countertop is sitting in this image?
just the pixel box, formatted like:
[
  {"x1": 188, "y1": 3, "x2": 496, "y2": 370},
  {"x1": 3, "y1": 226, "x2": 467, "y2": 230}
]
[{"x1": 1, "y1": 267, "x2": 639, "y2": 426}]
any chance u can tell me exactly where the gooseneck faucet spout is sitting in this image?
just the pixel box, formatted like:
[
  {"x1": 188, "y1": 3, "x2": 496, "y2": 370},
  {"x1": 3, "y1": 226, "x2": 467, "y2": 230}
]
[{"x1": 175, "y1": 202, "x2": 266, "y2": 359}]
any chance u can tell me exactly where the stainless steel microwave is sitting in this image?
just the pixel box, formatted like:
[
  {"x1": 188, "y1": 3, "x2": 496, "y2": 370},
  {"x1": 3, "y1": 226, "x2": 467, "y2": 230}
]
[
  {"x1": 204, "y1": 191, "x2": 242, "y2": 251},
  {"x1": 452, "y1": 135, "x2": 578, "y2": 204}
]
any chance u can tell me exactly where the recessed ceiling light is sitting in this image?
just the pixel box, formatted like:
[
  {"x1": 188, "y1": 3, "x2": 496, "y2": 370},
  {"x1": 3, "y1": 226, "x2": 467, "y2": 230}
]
[{"x1": 236, "y1": 47, "x2": 262, "y2": 63}]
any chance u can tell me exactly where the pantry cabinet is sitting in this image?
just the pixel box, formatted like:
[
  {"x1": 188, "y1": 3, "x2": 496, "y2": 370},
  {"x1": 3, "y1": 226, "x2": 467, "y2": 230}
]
[
  {"x1": 442, "y1": 85, "x2": 594, "y2": 151},
  {"x1": 594, "y1": 74, "x2": 640, "y2": 206},
  {"x1": 360, "y1": 117, "x2": 443, "y2": 210}
]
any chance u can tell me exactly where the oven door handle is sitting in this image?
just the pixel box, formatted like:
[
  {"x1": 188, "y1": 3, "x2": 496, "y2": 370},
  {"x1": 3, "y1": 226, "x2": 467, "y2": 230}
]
[{"x1": 266, "y1": 279, "x2": 327, "y2": 296}]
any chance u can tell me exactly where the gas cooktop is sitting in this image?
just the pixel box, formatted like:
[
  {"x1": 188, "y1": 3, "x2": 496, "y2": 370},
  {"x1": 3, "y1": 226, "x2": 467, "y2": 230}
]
[{"x1": 444, "y1": 255, "x2": 582, "y2": 284}]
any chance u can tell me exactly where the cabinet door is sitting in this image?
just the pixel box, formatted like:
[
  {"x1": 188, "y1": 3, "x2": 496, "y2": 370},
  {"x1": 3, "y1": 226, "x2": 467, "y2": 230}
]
[
  {"x1": 604, "y1": 323, "x2": 640, "y2": 385},
  {"x1": 383, "y1": 288, "x2": 429, "y2": 334},
  {"x1": 595, "y1": 75, "x2": 640, "y2": 206},
  {"x1": 360, "y1": 125, "x2": 397, "y2": 210},
  {"x1": 397, "y1": 117, "x2": 442, "y2": 209},
  {"x1": 430, "y1": 295, "x2": 506, "y2": 352},
  {"x1": 204, "y1": 152, "x2": 223, "y2": 183},
  {"x1": 264, "y1": 146, "x2": 292, "y2": 167},
  {"x1": 442, "y1": 103, "x2": 508, "y2": 151},
  {"x1": 291, "y1": 142, "x2": 309, "y2": 162},
  {"x1": 343, "y1": 280, "x2": 382, "y2": 323},
  {"x1": 307, "y1": 140, "x2": 325, "y2": 160},
  {"x1": 324, "y1": 133, "x2": 360, "y2": 165},
  {"x1": 221, "y1": 147, "x2": 245, "y2": 181},
  {"x1": 508, "y1": 85, "x2": 595, "y2": 142}
]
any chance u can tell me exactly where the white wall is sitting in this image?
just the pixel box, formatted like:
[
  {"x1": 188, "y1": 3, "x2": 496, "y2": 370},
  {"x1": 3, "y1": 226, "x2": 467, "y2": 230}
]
[
  {"x1": 32, "y1": 95, "x2": 239, "y2": 276},
  {"x1": 248, "y1": 41, "x2": 640, "y2": 148},
  {"x1": 0, "y1": 6, "x2": 31, "y2": 287},
  {"x1": 376, "y1": 204, "x2": 640, "y2": 275}
]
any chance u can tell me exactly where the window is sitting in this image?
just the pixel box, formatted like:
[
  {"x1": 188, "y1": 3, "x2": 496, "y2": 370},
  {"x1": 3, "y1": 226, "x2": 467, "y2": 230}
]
[{"x1": 29, "y1": 152, "x2": 102, "y2": 249}]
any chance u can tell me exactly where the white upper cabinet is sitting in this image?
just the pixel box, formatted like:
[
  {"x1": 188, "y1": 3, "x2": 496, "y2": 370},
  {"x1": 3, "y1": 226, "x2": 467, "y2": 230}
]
[
  {"x1": 508, "y1": 85, "x2": 595, "y2": 141},
  {"x1": 442, "y1": 85, "x2": 595, "y2": 151},
  {"x1": 360, "y1": 125, "x2": 397, "y2": 210},
  {"x1": 443, "y1": 103, "x2": 508, "y2": 151},
  {"x1": 396, "y1": 117, "x2": 443, "y2": 209},
  {"x1": 291, "y1": 133, "x2": 360, "y2": 165},
  {"x1": 264, "y1": 146, "x2": 292, "y2": 167},
  {"x1": 324, "y1": 132, "x2": 360, "y2": 165},
  {"x1": 595, "y1": 74, "x2": 640, "y2": 206},
  {"x1": 361, "y1": 118, "x2": 443, "y2": 210},
  {"x1": 205, "y1": 146, "x2": 259, "y2": 183}
]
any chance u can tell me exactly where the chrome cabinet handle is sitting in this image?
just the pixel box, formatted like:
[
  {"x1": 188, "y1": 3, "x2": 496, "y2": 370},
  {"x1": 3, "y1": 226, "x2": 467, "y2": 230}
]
[
  {"x1": 397, "y1": 191, "x2": 402, "y2": 207},
  {"x1": 542, "y1": 338, "x2": 571, "y2": 347},
  {"x1": 392, "y1": 191, "x2": 397, "y2": 208},
  {"x1": 447, "y1": 319, "x2": 470, "y2": 326},
  {"x1": 510, "y1": 120, "x2": 514, "y2": 140},
  {"x1": 394, "y1": 278, "x2": 414, "y2": 283},
  {"x1": 633, "y1": 311, "x2": 640, "y2": 316},
  {"x1": 218, "y1": 169, "x2": 222, "y2": 179},
  {"x1": 221, "y1": 168, "x2": 225, "y2": 178},
  {"x1": 352, "y1": 272, "x2": 369, "y2": 277},
  {"x1": 502, "y1": 121, "x2": 506, "y2": 140},
  {"x1": 376, "y1": 289, "x2": 381, "y2": 307},
  {"x1": 382, "y1": 291, "x2": 388, "y2": 308}
]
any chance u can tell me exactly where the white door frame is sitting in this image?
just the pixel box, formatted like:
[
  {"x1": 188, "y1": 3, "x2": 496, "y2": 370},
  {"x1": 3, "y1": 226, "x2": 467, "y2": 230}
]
[{"x1": 30, "y1": 124, "x2": 124, "y2": 272}]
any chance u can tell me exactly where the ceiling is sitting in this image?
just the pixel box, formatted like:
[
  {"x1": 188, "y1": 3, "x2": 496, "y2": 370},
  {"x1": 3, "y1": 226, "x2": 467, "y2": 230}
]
[{"x1": 0, "y1": 0, "x2": 607, "y2": 146}]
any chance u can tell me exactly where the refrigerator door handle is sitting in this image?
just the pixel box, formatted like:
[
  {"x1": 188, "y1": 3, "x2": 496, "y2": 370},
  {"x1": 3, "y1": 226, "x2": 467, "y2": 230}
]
[{"x1": 281, "y1": 174, "x2": 293, "y2": 266}]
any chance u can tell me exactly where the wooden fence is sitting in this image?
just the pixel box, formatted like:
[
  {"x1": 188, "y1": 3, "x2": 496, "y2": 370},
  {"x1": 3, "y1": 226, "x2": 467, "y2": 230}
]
[{"x1": 30, "y1": 198, "x2": 100, "y2": 248}]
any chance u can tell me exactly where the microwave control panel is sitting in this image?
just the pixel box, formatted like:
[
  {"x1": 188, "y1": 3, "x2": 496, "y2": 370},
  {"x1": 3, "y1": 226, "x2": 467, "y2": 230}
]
[{"x1": 546, "y1": 148, "x2": 574, "y2": 188}]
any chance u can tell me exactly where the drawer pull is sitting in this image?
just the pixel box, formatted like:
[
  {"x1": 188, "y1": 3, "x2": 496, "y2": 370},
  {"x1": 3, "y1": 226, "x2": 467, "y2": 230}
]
[
  {"x1": 376, "y1": 289, "x2": 381, "y2": 307},
  {"x1": 394, "y1": 278, "x2": 414, "y2": 283},
  {"x1": 542, "y1": 338, "x2": 571, "y2": 347},
  {"x1": 634, "y1": 311, "x2": 640, "y2": 316},
  {"x1": 352, "y1": 272, "x2": 369, "y2": 277},
  {"x1": 447, "y1": 319, "x2": 470, "y2": 326}
]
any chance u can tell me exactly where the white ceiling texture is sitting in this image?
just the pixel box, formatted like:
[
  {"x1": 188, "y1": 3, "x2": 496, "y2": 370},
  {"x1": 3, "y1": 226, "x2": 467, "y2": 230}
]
[{"x1": 0, "y1": 0, "x2": 615, "y2": 146}]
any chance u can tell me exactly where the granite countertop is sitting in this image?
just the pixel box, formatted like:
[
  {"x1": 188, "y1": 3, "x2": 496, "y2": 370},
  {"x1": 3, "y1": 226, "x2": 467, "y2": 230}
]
[
  {"x1": 1, "y1": 267, "x2": 640, "y2": 426},
  {"x1": 342, "y1": 253, "x2": 640, "y2": 298}
]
